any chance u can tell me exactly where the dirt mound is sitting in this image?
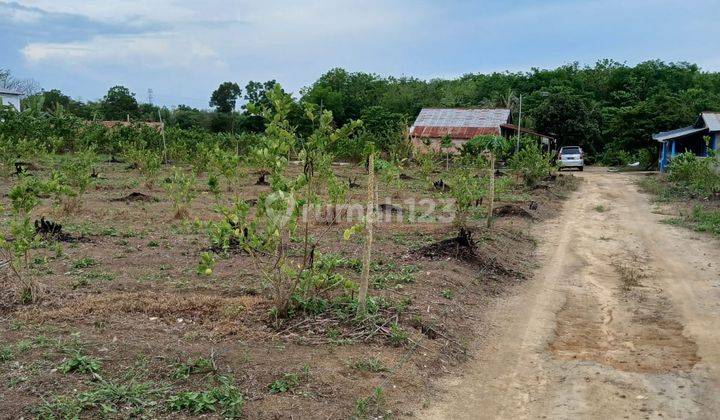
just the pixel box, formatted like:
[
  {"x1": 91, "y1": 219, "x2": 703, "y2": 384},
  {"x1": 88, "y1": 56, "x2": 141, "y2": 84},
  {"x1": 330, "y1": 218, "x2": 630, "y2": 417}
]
[
  {"x1": 111, "y1": 192, "x2": 157, "y2": 202},
  {"x1": 379, "y1": 203, "x2": 403, "y2": 214},
  {"x1": 493, "y1": 204, "x2": 536, "y2": 219},
  {"x1": 417, "y1": 227, "x2": 528, "y2": 277}
]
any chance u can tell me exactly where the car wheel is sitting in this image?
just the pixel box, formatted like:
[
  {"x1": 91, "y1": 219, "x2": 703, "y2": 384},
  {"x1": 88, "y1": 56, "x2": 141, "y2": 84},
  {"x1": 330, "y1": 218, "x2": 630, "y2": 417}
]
[{"x1": 578, "y1": 166, "x2": 584, "y2": 171}]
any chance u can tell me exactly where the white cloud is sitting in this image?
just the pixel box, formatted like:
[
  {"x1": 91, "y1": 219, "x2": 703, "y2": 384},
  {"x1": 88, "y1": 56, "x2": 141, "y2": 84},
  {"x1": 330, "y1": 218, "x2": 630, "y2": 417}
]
[
  {"x1": 22, "y1": 33, "x2": 222, "y2": 69},
  {"x1": 17, "y1": 0, "x2": 428, "y2": 74}
]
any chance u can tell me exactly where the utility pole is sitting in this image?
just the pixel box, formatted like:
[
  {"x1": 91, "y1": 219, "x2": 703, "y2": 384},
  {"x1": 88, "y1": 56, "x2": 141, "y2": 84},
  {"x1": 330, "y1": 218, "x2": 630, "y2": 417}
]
[{"x1": 515, "y1": 93, "x2": 523, "y2": 153}]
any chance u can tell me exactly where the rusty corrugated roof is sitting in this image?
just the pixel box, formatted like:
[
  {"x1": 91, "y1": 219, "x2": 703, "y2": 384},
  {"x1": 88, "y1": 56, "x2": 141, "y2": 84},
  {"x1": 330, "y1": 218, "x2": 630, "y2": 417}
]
[{"x1": 410, "y1": 108, "x2": 510, "y2": 139}]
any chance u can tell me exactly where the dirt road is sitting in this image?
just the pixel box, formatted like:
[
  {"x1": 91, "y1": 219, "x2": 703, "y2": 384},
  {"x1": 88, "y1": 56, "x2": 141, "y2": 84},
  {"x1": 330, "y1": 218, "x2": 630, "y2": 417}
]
[{"x1": 421, "y1": 168, "x2": 720, "y2": 419}]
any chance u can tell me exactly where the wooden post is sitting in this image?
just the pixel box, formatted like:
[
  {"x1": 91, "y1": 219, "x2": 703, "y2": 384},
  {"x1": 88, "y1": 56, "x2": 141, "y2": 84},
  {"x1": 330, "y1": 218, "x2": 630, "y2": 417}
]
[
  {"x1": 486, "y1": 152, "x2": 496, "y2": 230},
  {"x1": 358, "y1": 152, "x2": 375, "y2": 317},
  {"x1": 158, "y1": 109, "x2": 167, "y2": 164}
]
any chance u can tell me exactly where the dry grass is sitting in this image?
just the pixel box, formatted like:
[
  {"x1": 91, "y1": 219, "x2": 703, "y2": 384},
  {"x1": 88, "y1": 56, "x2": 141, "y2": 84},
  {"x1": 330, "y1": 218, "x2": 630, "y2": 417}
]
[
  {"x1": 21, "y1": 292, "x2": 266, "y2": 323},
  {"x1": 613, "y1": 259, "x2": 647, "y2": 291}
]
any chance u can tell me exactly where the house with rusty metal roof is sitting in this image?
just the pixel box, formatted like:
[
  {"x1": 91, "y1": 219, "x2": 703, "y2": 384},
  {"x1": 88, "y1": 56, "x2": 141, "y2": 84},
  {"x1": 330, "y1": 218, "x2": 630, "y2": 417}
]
[
  {"x1": 653, "y1": 112, "x2": 720, "y2": 171},
  {"x1": 409, "y1": 108, "x2": 511, "y2": 153}
]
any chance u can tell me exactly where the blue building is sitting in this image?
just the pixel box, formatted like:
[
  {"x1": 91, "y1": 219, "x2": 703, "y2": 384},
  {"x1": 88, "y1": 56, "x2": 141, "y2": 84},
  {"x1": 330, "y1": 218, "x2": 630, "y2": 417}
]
[{"x1": 653, "y1": 112, "x2": 720, "y2": 172}]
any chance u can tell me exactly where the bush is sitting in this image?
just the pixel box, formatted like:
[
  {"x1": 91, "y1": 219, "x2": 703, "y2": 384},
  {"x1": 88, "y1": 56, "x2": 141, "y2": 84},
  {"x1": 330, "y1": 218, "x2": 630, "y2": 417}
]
[
  {"x1": 668, "y1": 152, "x2": 720, "y2": 197},
  {"x1": 462, "y1": 135, "x2": 511, "y2": 158},
  {"x1": 507, "y1": 144, "x2": 554, "y2": 187}
]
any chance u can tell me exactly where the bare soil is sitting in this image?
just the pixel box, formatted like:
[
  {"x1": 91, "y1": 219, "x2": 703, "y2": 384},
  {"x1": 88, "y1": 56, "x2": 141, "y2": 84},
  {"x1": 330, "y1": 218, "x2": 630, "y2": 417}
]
[
  {"x1": 421, "y1": 167, "x2": 720, "y2": 419},
  {"x1": 0, "y1": 161, "x2": 574, "y2": 419}
]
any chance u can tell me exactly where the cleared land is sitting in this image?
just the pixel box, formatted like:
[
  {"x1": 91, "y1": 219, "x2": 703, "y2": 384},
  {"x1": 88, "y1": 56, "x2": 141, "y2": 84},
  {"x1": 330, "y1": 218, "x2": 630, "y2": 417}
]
[{"x1": 0, "y1": 160, "x2": 576, "y2": 418}]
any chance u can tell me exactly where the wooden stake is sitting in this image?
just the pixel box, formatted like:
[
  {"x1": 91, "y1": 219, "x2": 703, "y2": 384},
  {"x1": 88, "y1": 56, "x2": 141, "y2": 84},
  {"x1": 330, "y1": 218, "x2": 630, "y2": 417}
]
[
  {"x1": 486, "y1": 152, "x2": 496, "y2": 230},
  {"x1": 358, "y1": 152, "x2": 375, "y2": 317},
  {"x1": 158, "y1": 109, "x2": 167, "y2": 164}
]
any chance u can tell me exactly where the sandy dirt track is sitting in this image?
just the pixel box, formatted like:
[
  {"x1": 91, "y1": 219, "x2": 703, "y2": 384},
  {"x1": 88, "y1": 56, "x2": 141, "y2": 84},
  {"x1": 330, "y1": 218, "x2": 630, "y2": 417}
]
[{"x1": 421, "y1": 167, "x2": 720, "y2": 419}]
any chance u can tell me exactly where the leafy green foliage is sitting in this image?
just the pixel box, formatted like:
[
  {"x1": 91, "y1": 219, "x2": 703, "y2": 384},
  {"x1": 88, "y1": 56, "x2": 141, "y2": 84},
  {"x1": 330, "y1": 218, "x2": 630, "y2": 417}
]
[
  {"x1": 56, "y1": 148, "x2": 97, "y2": 212},
  {"x1": 164, "y1": 167, "x2": 198, "y2": 219},
  {"x1": 388, "y1": 323, "x2": 408, "y2": 347},
  {"x1": 689, "y1": 205, "x2": 720, "y2": 235},
  {"x1": 354, "y1": 386, "x2": 387, "y2": 419},
  {"x1": 210, "y1": 81, "x2": 242, "y2": 113},
  {"x1": 507, "y1": 144, "x2": 554, "y2": 187},
  {"x1": 58, "y1": 352, "x2": 102, "y2": 375},
  {"x1": 100, "y1": 86, "x2": 139, "y2": 120},
  {"x1": 268, "y1": 372, "x2": 301, "y2": 394},
  {"x1": 462, "y1": 135, "x2": 511, "y2": 158},
  {"x1": 35, "y1": 379, "x2": 165, "y2": 419},
  {"x1": 72, "y1": 257, "x2": 97, "y2": 269},
  {"x1": 197, "y1": 252, "x2": 216, "y2": 276},
  {"x1": 171, "y1": 357, "x2": 215, "y2": 380},
  {"x1": 667, "y1": 150, "x2": 720, "y2": 197}
]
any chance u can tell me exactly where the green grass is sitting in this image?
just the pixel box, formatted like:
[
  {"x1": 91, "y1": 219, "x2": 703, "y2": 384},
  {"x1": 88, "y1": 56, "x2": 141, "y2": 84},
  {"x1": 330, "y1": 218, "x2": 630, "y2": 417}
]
[
  {"x1": 637, "y1": 175, "x2": 692, "y2": 202},
  {"x1": 72, "y1": 257, "x2": 98, "y2": 269},
  {"x1": 170, "y1": 357, "x2": 215, "y2": 380},
  {"x1": 167, "y1": 376, "x2": 244, "y2": 418},
  {"x1": 35, "y1": 379, "x2": 167, "y2": 419},
  {"x1": 689, "y1": 205, "x2": 720, "y2": 235},
  {"x1": 354, "y1": 387, "x2": 387, "y2": 419},
  {"x1": 349, "y1": 357, "x2": 389, "y2": 373},
  {"x1": 638, "y1": 175, "x2": 720, "y2": 237},
  {"x1": 0, "y1": 346, "x2": 13, "y2": 362}
]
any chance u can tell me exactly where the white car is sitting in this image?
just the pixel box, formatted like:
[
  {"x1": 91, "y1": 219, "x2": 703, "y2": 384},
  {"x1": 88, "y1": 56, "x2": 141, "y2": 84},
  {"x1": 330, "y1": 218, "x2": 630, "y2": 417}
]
[{"x1": 557, "y1": 146, "x2": 584, "y2": 171}]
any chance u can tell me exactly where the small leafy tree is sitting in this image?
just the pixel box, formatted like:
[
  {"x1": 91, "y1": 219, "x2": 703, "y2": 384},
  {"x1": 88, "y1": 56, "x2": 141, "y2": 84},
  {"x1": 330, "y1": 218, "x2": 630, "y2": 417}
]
[
  {"x1": 415, "y1": 151, "x2": 437, "y2": 188},
  {"x1": 208, "y1": 145, "x2": 243, "y2": 193},
  {"x1": 56, "y1": 148, "x2": 97, "y2": 213},
  {"x1": 440, "y1": 135, "x2": 453, "y2": 170},
  {"x1": 244, "y1": 84, "x2": 361, "y2": 318},
  {"x1": 449, "y1": 162, "x2": 483, "y2": 246},
  {"x1": 1, "y1": 176, "x2": 46, "y2": 302},
  {"x1": 138, "y1": 150, "x2": 162, "y2": 189},
  {"x1": 379, "y1": 161, "x2": 402, "y2": 198},
  {"x1": 164, "y1": 167, "x2": 198, "y2": 219}
]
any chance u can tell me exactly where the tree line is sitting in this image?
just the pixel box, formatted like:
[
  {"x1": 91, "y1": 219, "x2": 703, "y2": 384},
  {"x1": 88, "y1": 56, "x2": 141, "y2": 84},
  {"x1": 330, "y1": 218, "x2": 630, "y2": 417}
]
[{"x1": 6, "y1": 59, "x2": 720, "y2": 164}]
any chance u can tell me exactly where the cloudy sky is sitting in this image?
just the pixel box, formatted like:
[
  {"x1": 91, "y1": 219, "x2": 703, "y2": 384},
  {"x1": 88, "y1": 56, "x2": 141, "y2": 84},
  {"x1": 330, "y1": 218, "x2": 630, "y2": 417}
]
[{"x1": 1, "y1": 0, "x2": 719, "y2": 108}]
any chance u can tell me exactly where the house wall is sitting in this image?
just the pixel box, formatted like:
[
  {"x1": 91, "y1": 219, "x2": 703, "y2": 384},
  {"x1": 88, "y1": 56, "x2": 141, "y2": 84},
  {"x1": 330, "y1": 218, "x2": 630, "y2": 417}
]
[{"x1": 0, "y1": 94, "x2": 21, "y2": 110}]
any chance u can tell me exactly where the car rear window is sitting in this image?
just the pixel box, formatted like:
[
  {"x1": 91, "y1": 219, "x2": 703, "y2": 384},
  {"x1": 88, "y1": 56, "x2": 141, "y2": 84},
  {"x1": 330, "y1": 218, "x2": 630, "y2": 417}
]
[{"x1": 561, "y1": 147, "x2": 580, "y2": 154}]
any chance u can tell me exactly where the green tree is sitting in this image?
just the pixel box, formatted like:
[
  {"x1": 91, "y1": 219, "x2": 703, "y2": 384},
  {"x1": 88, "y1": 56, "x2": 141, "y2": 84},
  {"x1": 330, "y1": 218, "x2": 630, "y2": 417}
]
[
  {"x1": 532, "y1": 89, "x2": 602, "y2": 152},
  {"x1": 243, "y1": 80, "x2": 276, "y2": 110},
  {"x1": 210, "y1": 82, "x2": 242, "y2": 113},
  {"x1": 100, "y1": 86, "x2": 139, "y2": 120}
]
